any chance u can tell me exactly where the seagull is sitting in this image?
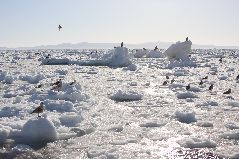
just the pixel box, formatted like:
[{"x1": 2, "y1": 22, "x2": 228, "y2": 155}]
[
  {"x1": 51, "y1": 79, "x2": 62, "y2": 86},
  {"x1": 51, "y1": 79, "x2": 63, "y2": 91},
  {"x1": 219, "y1": 57, "x2": 222, "y2": 63},
  {"x1": 236, "y1": 75, "x2": 239, "y2": 80},
  {"x1": 209, "y1": 84, "x2": 213, "y2": 91},
  {"x1": 163, "y1": 81, "x2": 167, "y2": 85},
  {"x1": 202, "y1": 76, "x2": 208, "y2": 80},
  {"x1": 186, "y1": 84, "x2": 190, "y2": 90},
  {"x1": 199, "y1": 80, "x2": 203, "y2": 85},
  {"x1": 171, "y1": 78, "x2": 175, "y2": 84},
  {"x1": 58, "y1": 24, "x2": 62, "y2": 31},
  {"x1": 69, "y1": 80, "x2": 76, "y2": 85},
  {"x1": 35, "y1": 84, "x2": 42, "y2": 88},
  {"x1": 223, "y1": 88, "x2": 231, "y2": 94},
  {"x1": 154, "y1": 46, "x2": 158, "y2": 51},
  {"x1": 31, "y1": 102, "x2": 44, "y2": 117}
]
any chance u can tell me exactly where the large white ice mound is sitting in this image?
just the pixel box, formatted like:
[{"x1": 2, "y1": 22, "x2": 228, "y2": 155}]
[
  {"x1": 164, "y1": 41, "x2": 192, "y2": 60},
  {"x1": 21, "y1": 117, "x2": 58, "y2": 143},
  {"x1": 103, "y1": 47, "x2": 131, "y2": 67}
]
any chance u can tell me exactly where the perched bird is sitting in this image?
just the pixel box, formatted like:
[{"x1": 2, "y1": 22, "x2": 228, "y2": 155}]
[
  {"x1": 51, "y1": 79, "x2": 62, "y2": 86},
  {"x1": 51, "y1": 79, "x2": 63, "y2": 91},
  {"x1": 219, "y1": 57, "x2": 222, "y2": 63},
  {"x1": 154, "y1": 46, "x2": 158, "y2": 51},
  {"x1": 69, "y1": 80, "x2": 76, "y2": 85},
  {"x1": 121, "y1": 42, "x2": 124, "y2": 47},
  {"x1": 199, "y1": 80, "x2": 203, "y2": 85},
  {"x1": 223, "y1": 88, "x2": 231, "y2": 94},
  {"x1": 31, "y1": 102, "x2": 44, "y2": 117},
  {"x1": 171, "y1": 78, "x2": 175, "y2": 84},
  {"x1": 209, "y1": 84, "x2": 213, "y2": 91},
  {"x1": 163, "y1": 81, "x2": 167, "y2": 85},
  {"x1": 236, "y1": 75, "x2": 239, "y2": 80},
  {"x1": 35, "y1": 84, "x2": 42, "y2": 88},
  {"x1": 186, "y1": 37, "x2": 189, "y2": 41},
  {"x1": 202, "y1": 76, "x2": 208, "y2": 80},
  {"x1": 143, "y1": 48, "x2": 146, "y2": 50},
  {"x1": 166, "y1": 75, "x2": 169, "y2": 79},
  {"x1": 186, "y1": 84, "x2": 190, "y2": 90},
  {"x1": 58, "y1": 24, "x2": 62, "y2": 31}
]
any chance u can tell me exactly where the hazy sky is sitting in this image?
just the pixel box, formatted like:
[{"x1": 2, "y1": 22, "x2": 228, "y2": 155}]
[{"x1": 1, "y1": 0, "x2": 239, "y2": 47}]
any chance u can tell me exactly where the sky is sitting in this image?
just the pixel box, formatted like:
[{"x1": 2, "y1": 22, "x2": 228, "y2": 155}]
[{"x1": 0, "y1": 0, "x2": 239, "y2": 48}]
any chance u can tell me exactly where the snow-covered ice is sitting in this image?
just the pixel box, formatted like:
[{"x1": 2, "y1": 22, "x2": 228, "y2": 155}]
[{"x1": 0, "y1": 46, "x2": 239, "y2": 158}]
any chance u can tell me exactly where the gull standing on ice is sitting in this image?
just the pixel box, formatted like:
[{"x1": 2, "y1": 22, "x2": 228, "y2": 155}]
[{"x1": 31, "y1": 102, "x2": 44, "y2": 117}]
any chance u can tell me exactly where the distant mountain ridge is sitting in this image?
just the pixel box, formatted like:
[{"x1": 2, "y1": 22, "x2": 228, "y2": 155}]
[{"x1": 1, "y1": 42, "x2": 239, "y2": 50}]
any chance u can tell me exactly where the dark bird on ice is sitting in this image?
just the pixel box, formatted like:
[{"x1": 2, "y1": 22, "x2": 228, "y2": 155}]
[
  {"x1": 223, "y1": 88, "x2": 231, "y2": 94},
  {"x1": 236, "y1": 75, "x2": 239, "y2": 80},
  {"x1": 69, "y1": 80, "x2": 76, "y2": 85},
  {"x1": 51, "y1": 79, "x2": 62, "y2": 86},
  {"x1": 166, "y1": 75, "x2": 169, "y2": 79},
  {"x1": 199, "y1": 80, "x2": 203, "y2": 85},
  {"x1": 121, "y1": 42, "x2": 124, "y2": 47},
  {"x1": 51, "y1": 79, "x2": 63, "y2": 91},
  {"x1": 202, "y1": 76, "x2": 208, "y2": 80},
  {"x1": 35, "y1": 84, "x2": 42, "y2": 88},
  {"x1": 163, "y1": 81, "x2": 167, "y2": 85},
  {"x1": 58, "y1": 24, "x2": 62, "y2": 31},
  {"x1": 219, "y1": 57, "x2": 222, "y2": 63},
  {"x1": 143, "y1": 48, "x2": 146, "y2": 50},
  {"x1": 154, "y1": 46, "x2": 158, "y2": 51},
  {"x1": 209, "y1": 84, "x2": 213, "y2": 91},
  {"x1": 186, "y1": 84, "x2": 190, "y2": 90},
  {"x1": 186, "y1": 37, "x2": 189, "y2": 41},
  {"x1": 171, "y1": 78, "x2": 175, "y2": 84},
  {"x1": 31, "y1": 102, "x2": 44, "y2": 117}
]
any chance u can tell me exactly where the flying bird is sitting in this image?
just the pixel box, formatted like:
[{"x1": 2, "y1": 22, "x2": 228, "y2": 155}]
[
  {"x1": 31, "y1": 102, "x2": 44, "y2": 117},
  {"x1": 58, "y1": 24, "x2": 62, "y2": 31}
]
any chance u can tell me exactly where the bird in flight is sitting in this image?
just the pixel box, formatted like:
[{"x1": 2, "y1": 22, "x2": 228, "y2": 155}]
[{"x1": 58, "y1": 24, "x2": 62, "y2": 31}]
